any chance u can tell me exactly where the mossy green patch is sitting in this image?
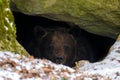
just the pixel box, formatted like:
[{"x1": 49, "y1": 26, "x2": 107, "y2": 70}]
[{"x1": 0, "y1": 0, "x2": 29, "y2": 56}]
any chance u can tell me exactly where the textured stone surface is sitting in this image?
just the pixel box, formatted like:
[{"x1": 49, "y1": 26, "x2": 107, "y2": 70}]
[
  {"x1": 11, "y1": 0, "x2": 120, "y2": 39},
  {"x1": 0, "y1": 0, "x2": 29, "y2": 56}
]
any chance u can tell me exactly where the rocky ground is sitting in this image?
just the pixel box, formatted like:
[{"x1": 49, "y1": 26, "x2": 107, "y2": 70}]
[{"x1": 0, "y1": 51, "x2": 107, "y2": 80}]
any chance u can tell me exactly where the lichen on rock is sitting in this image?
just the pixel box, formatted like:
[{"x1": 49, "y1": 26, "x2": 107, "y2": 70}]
[{"x1": 0, "y1": 0, "x2": 29, "y2": 56}]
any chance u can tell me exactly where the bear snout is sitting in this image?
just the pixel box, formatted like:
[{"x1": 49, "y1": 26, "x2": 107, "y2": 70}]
[{"x1": 55, "y1": 56, "x2": 64, "y2": 64}]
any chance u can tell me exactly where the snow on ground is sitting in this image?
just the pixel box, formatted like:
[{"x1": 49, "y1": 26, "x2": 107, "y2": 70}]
[
  {"x1": 0, "y1": 51, "x2": 108, "y2": 80},
  {"x1": 0, "y1": 35, "x2": 120, "y2": 80},
  {"x1": 76, "y1": 35, "x2": 120, "y2": 80}
]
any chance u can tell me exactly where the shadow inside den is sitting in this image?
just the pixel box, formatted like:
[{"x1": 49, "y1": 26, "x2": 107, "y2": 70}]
[{"x1": 13, "y1": 12, "x2": 115, "y2": 67}]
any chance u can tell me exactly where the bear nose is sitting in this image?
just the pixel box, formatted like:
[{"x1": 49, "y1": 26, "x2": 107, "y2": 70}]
[{"x1": 55, "y1": 57, "x2": 64, "y2": 64}]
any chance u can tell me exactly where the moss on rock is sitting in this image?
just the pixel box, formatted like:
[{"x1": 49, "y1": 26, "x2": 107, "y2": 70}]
[
  {"x1": 0, "y1": 0, "x2": 29, "y2": 56},
  {"x1": 11, "y1": 0, "x2": 120, "y2": 39}
]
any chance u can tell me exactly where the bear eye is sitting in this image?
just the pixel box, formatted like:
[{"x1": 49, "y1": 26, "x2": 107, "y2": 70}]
[
  {"x1": 63, "y1": 45, "x2": 71, "y2": 51},
  {"x1": 47, "y1": 44, "x2": 54, "y2": 51}
]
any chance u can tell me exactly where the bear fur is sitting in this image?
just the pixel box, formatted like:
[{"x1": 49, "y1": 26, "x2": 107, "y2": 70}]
[{"x1": 27, "y1": 27, "x2": 96, "y2": 67}]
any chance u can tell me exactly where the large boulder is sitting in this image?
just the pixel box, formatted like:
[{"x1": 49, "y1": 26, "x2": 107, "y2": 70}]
[
  {"x1": 11, "y1": 0, "x2": 120, "y2": 39},
  {"x1": 0, "y1": 0, "x2": 29, "y2": 56}
]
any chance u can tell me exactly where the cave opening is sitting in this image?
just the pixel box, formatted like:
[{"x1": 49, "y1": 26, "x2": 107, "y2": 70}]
[{"x1": 13, "y1": 12, "x2": 115, "y2": 65}]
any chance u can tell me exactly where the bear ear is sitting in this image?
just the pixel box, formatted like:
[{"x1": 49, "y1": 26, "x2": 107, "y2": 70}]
[
  {"x1": 67, "y1": 22, "x2": 83, "y2": 37},
  {"x1": 34, "y1": 26, "x2": 48, "y2": 38},
  {"x1": 66, "y1": 22, "x2": 76, "y2": 33}
]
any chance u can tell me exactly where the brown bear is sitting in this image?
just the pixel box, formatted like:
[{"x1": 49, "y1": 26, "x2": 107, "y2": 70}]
[
  {"x1": 40, "y1": 28, "x2": 76, "y2": 66},
  {"x1": 27, "y1": 27, "x2": 96, "y2": 67}
]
